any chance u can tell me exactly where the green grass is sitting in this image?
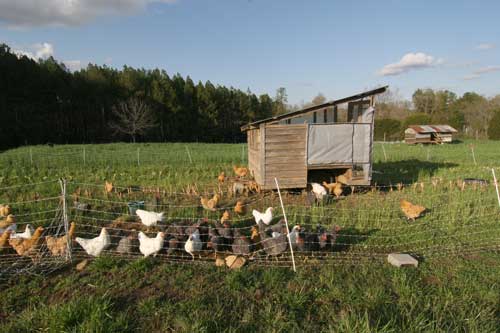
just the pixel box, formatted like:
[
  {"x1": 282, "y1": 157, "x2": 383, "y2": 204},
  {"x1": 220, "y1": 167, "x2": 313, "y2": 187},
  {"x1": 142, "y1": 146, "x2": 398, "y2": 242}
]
[{"x1": 1, "y1": 140, "x2": 500, "y2": 332}]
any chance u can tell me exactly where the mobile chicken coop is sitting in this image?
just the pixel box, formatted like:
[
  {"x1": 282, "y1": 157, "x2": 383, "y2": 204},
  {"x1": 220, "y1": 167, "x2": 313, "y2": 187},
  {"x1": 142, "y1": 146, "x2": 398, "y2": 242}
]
[
  {"x1": 404, "y1": 125, "x2": 457, "y2": 144},
  {"x1": 241, "y1": 86, "x2": 388, "y2": 190}
]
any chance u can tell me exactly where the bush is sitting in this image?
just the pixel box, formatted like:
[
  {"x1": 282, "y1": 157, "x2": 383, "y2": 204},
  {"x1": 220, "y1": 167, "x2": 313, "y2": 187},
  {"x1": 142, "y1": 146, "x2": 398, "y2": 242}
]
[
  {"x1": 374, "y1": 118, "x2": 401, "y2": 141},
  {"x1": 488, "y1": 110, "x2": 500, "y2": 140},
  {"x1": 403, "y1": 112, "x2": 431, "y2": 129}
]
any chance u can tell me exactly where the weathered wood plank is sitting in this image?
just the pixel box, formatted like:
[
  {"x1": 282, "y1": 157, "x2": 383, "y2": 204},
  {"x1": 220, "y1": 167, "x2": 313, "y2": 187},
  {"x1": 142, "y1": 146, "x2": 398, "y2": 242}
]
[
  {"x1": 266, "y1": 142, "x2": 306, "y2": 150},
  {"x1": 265, "y1": 164, "x2": 306, "y2": 172},
  {"x1": 265, "y1": 149, "x2": 306, "y2": 158},
  {"x1": 265, "y1": 135, "x2": 305, "y2": 143}
]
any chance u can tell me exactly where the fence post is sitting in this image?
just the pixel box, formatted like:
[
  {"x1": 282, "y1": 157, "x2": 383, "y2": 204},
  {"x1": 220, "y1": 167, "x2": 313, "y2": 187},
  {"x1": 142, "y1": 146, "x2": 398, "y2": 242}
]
[
  {"x1": 241, "y1": 144, "x2": 245, "y2": 164},
  {"x1": 470, "y1": 144, "x2": 477, "y2": 166},
  {"x1": 137, "y1": 148, "x2": 140, "y2": 166},
  {"x1": 274, "y1": 177, "x2": 297, "y2": 273},
  {"x1": 59, "y1": 178, "x2": 72, "y2": 262},
  {"x1": 83, "y1": 147, "x2": 86, "y2": 165},
  {"x1": 492, "y1": 169, "x2": 500, "y2": 209},
  {"x1": 185, "y1": 146, "x2": 193, "y2": 164},
  {"x1": 381, "y1": 143, "x2": 387, "y2": 162},
  {"x1": 29, "y1": 148, "x2": 33, "y2": 166}
]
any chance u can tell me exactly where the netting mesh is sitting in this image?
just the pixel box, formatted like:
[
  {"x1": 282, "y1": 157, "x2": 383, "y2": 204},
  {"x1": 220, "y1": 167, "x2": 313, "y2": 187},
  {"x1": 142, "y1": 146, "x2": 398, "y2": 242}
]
[{"x1": 1, "y1": 174, "x2": 499, "y2": 280}]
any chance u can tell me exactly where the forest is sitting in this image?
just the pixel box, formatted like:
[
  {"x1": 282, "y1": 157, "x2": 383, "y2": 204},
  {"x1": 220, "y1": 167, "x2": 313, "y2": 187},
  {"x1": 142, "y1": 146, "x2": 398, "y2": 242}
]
[
  {"x1": 0, "y1": 43, "x2": 276, "y2": 149},
  {"x1": 1, "y1": 42, "x2": 500, "y2": 149}
]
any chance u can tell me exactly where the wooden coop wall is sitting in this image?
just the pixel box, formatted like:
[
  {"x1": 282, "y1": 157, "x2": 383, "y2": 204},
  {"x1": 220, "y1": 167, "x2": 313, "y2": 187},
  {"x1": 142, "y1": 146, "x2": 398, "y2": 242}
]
[
  {"x1": 247, "y1": 128, "x2": 262, "y2": 184},
  {"x1": 262, "y1": 124, "x2": 308, "y2": 190}
]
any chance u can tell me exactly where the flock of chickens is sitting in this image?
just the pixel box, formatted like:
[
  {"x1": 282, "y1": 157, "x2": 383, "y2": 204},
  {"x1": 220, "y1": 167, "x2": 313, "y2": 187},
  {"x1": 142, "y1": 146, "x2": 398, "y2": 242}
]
[{"x1": 0, "y1": 166, "x2": 428, "y2": 266}]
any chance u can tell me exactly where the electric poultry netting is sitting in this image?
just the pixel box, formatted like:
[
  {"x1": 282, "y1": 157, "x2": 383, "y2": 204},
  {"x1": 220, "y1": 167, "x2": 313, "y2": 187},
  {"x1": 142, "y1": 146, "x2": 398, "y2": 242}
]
[{"x1": 1, "y1": 176, "x2": 500, "y2": 280}]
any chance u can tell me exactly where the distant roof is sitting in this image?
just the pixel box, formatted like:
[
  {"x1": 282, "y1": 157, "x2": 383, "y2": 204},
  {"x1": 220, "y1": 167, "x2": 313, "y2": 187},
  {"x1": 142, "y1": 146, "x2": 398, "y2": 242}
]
[
  {"x1": 241, "y1": 86, "x2": 388, "y2": 131},
  {"x1": 407, "y1": 125, "x2": 458, "y2": 133}
]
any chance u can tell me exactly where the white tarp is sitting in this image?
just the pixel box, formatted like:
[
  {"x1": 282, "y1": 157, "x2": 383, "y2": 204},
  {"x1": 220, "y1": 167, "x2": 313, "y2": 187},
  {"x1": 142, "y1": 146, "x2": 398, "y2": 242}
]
[{"x1": 307, "y1": 106, "x2": 375, "y2": 181}]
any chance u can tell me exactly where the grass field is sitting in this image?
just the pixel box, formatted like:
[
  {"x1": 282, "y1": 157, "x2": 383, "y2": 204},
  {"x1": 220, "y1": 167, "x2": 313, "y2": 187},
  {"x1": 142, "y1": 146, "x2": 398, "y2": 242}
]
[{"x1": 1, "y1": 140, "x2": 500, "y2": 332}]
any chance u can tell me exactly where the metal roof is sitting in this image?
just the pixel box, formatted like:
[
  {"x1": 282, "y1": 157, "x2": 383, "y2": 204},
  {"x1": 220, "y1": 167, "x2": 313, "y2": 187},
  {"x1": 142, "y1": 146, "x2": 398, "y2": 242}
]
[
  {"x1": 241, "y1": 86, "x2": 388, "y2": 131},
  {"x1": 408, "y1": 125, "x2": 458, "y2": 134}
]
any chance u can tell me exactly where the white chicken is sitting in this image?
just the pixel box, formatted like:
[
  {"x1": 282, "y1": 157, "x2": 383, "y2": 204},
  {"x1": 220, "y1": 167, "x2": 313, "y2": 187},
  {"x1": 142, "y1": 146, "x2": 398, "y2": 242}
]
[
  {"x1": 184, "y1": 229, "x2": 203, "y2": 260},
  {"x1": 75, "y1": 227, "x2": 111, "y2": 257},
  {"x1": 136, "y1": 209, "x2": 164, "y2": 229},
  {"x1": 138, "y1": 231, "x2": 165, "y2": 257},
  {"x1": 311, "y1": 183, "x2": 327, "y2": 201},
  {"x1": 252, "y1": 207, "x2": 274, "y2": 225},
  {"x1": 10, "y1": 224, "x2": 34, "y2": 240},
  {"x1": 287, "y1": 225, "x2": 301, "y2": 249}
]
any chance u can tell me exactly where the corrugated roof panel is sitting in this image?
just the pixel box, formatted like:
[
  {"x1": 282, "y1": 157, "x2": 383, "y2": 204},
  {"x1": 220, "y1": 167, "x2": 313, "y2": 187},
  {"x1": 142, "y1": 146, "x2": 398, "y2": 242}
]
[{"x1": 408, "y1": 125, "x2": 457, "y2": 133}]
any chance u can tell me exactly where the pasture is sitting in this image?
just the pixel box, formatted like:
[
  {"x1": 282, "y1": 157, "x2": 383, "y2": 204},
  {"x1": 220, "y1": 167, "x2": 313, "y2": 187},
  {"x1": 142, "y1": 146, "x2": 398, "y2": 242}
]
[{"x1": 0, "y1": 140, "x2": 500, "y2": 332}]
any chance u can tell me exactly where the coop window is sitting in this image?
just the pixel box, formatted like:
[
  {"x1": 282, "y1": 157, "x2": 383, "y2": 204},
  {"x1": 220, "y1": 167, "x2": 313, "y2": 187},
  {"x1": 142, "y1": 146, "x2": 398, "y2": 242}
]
[
  {"x1": 313, "y1": 112, "x2": 317, "y2": 123},
  {"x1": 323, "y1": 109, "x2": 327, "y2": 123}
]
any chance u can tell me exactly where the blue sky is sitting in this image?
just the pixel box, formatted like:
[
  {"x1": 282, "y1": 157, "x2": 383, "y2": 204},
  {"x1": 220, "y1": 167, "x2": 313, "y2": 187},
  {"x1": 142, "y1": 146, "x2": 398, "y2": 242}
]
[{"x1": 1, "y1": 0, "x2": 499, "y2": 104}]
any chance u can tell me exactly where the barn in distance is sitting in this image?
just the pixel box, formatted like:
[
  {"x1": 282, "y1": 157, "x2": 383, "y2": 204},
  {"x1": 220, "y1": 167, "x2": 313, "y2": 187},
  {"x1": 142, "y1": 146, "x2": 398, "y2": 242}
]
[
  {"x1": 404, "y1": 125, "x2": 457, "y2": 144},
  {"x1": 241, "y1": 86, "x2": 388, "y2": 190}
]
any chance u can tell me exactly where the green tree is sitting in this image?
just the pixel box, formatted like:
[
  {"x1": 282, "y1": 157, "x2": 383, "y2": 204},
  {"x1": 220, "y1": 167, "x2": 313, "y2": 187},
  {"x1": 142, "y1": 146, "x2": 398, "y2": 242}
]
[{"x1": 487, "y1": 110, "x2": 500, "y2": 140}]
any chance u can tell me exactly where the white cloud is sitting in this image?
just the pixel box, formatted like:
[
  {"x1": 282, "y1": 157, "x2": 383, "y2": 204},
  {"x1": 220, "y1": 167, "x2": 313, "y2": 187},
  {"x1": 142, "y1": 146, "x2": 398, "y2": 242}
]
[
  {"x1": 476, "y1": 43, "x2": 495, "y2": 50},
  {"x1": 463, "y1": 74, "x2": 480, "y2": 81},
  {"x1": 462, "y1": 65, "x2": 500, "y2": 80},
  {"x1": 13, "y1": 42, "x2": 54, "y2": 60},
  {"x1": 0, "y1": 0, "x2": 177, "y2": 28},
  {"x1": 474, "y1": 66, "x2": 500, "y2": 74},
  {"x1": 378, "y1": 52, "x2": 441, "y2": 76},
  {"x1": 63, "y1": 60, "x2": 83, "y2": 72}
]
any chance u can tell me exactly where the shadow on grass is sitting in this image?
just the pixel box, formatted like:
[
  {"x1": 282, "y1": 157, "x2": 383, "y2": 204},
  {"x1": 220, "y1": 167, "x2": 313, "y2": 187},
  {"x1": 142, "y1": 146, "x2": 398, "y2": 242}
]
[
  {"x1": 372, "y1": 159, "x2": 458, "y2": 185},
  {"x1": 333, "y1": 227, "x2": 379, "y2": 252}
]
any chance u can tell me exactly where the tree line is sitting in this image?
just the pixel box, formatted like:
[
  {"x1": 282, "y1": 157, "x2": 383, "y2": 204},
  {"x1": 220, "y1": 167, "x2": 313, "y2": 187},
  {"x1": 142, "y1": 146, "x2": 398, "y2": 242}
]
[
  {"x1": 0, "y1": 43, "x2": 283, "y2": 149},
  {"x1": 375, "y1": 88, "x2": 500, "y2": 141},
  {"x1": 2, "y1": 41, "x2": 500, "y2": 150}
]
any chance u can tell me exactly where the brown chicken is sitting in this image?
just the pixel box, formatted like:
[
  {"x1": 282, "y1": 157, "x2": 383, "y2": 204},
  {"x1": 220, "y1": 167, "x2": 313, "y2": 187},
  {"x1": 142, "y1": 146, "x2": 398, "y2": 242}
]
[
  {"x1": 105, "y1": 181, "x2": 114, "y2": 194},
  {"x1": 400, "y1": 199, "x2": 426, "y2": 221},
  {"x1": 0, "y1": 204, "x2": 11, "y2": 217},
  {"x1": 221, "y1": 210, "x2": 231, "y2": 224},
  {"x1": 9, "y1": 226, "x2": 44, "y2": 256},
  {"x1": 217, "y1": 172, "x2": 225, "y2": 183},
  {"x1": 322, "y1": 181, "x2": 343, "y2": 198},
  {"x1": 233, "y1": 165, "x2": 248, "y2": 178},
  {"x1": 0, "y1": 214, "x2": 16, "y2": 229},
  {"x1": 250, "y1": 225, "x2": 261, "y2": 250},
  {"x1": 234, "y1": 201, "x2": 245, "y2": 215},
  {"x1": 200, "y1": 194, "x2": 220, "y2": 211},
  {"x1": 0, "y1": 230, "x2": 12, "y2": 252},
  {"x1": 46, "y1": 222, "x2": 76, "y2": 256}
]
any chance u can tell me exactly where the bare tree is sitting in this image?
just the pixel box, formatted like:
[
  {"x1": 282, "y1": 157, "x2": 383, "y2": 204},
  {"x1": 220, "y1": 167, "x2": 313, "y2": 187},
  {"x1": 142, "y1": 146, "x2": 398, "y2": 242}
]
[{"x1": 109, "y1": 98, "x2": 156, "y2": 143}]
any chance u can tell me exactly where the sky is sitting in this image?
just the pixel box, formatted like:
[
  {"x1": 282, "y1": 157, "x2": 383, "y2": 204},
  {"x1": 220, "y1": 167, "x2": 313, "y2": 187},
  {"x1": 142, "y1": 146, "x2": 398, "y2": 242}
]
[{"x1": 0, "y1": 0, "x2": 499, "y2": 105}]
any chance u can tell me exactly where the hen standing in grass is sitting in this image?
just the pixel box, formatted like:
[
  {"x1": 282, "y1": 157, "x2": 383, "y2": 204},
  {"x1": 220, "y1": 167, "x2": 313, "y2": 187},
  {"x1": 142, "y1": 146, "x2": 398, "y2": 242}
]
[
  {"x1": 252, "y1": 207, "x2": 274, "y2": 225},
  {"x1": 10, "y1": 224, "x2": 34, "y2": 240},
  {"x1": 311, "y1": 183, "x2": 327, "y2": 201},
  {"x1": 138, "y1": 231, "x2": 165, "y2": 257},
  {"x1": 200, "y1": 194, "x2": 220, "y2": 211},
  {"x1": 46, "y1": 222, "x2": 76, "y2": 256},
  {"x1": 9, "y1": 226, "x2": 45, "y2": 257},
  {"x1": 0, "y1": 230, "x2": 12, "y2": 252},
  {"x1": 75, "y1": 227, "x2": 111, "y2": 257},
  {"x1": 232, "y1": 229, "x2": 252, "y2": 255},
  {"x1": 0, "y1": 214, "x2": 16, "y2": 232},
  {"x1": 0, "y1": 204, "x2": 11, "y2": 217},
  {"x1": 400, "y1": 199, "x2": 427, "y2": 222},
  {"x1": 136, "y1": 209, "x2": 164, "y2": 231},
  {"x1": 233, "y1": 165, "x2": 248, "y2": 178},
  {"x1": 234, "y1": 201, "x2": 245, "y2": 215},
  {"x1": 185, "y1": 229, "x2": 203, "y2": 260}
]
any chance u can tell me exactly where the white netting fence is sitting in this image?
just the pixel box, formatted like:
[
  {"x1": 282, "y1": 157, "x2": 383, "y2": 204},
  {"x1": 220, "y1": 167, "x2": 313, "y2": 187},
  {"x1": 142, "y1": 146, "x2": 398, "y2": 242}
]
[{"x1": 1, "y1": 172, "x2": 499, "y2": 279}]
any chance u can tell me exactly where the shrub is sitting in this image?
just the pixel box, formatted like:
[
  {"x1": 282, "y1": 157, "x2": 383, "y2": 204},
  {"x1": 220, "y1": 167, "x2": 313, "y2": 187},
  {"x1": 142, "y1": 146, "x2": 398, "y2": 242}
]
[
  {"x1": 403, "y1": 112, "x2": 431, "y2": 129},
  {"x1": 374, "y1": 118, "x2": 401, "y2": 141},
  {"x1": 487, "y1": 110, "x2": 500, "y2": 140}
]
